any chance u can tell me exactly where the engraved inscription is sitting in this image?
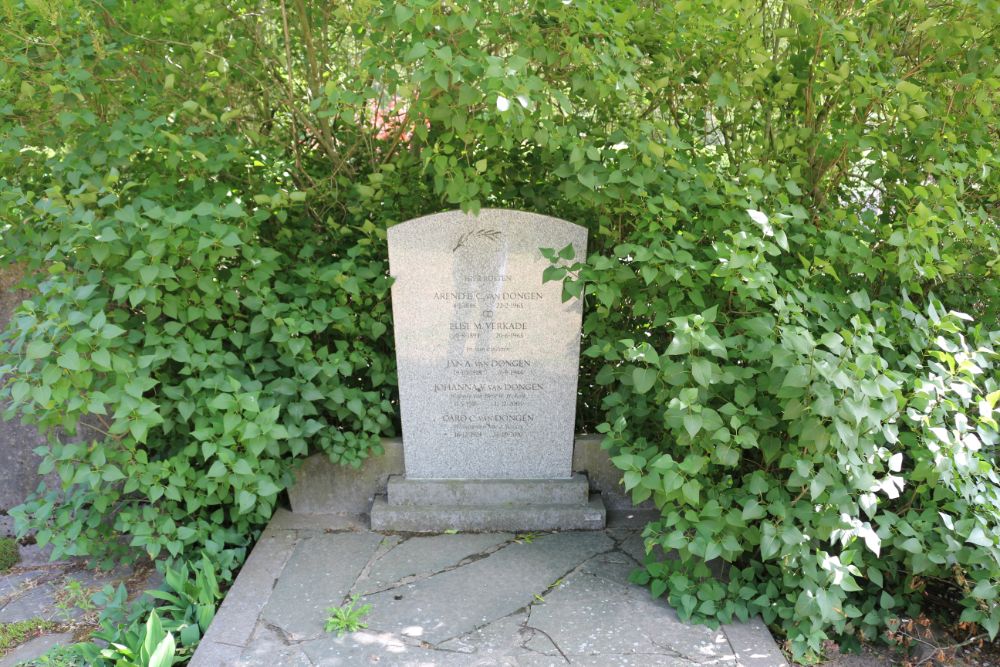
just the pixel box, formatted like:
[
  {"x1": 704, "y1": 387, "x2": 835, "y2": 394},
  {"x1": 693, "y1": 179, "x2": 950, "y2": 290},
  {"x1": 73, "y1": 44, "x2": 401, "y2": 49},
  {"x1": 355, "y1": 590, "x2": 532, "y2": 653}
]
[{"x1": 388, "y1": 210, "x2": 586, "y2": 479}]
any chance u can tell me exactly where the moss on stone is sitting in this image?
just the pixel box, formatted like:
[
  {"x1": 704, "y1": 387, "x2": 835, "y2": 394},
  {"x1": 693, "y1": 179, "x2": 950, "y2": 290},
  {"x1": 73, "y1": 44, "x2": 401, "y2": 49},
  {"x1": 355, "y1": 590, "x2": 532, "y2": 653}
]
[
  {"x1": 0, "y1": 537, "x2": 18, "y2": 572},
  {"x1": 0, "y1": 618, "x2": 57, "y2": 654}
]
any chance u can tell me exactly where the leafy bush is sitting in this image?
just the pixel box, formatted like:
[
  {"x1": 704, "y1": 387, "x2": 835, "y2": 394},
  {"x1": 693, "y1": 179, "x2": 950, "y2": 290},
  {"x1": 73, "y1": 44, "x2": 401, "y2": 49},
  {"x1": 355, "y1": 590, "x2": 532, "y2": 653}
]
[
  {"x1": 556, "y1": 228, "x2": 1000, "y2": 660},
  {"x1": 45, "y1": 556, "x2": 222, "y2": 666},
  {"x1": 1, "y1": 11, "x2": 395, "y2": 567},
  {"x1": 1, "y1": 0, "x2": 998, "y2": 663}
]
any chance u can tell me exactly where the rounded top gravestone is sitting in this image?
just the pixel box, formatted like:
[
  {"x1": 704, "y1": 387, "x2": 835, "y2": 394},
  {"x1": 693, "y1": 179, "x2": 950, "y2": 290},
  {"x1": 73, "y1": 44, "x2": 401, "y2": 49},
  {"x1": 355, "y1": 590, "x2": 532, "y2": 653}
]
[{"x1": 387, "y1": 209, "x2": 587, "y2": 480}]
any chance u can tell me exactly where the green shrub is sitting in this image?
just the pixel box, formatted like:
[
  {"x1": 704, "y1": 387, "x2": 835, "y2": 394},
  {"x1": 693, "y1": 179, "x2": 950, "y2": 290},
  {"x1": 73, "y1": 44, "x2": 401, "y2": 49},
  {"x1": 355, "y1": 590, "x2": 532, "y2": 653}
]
[
  {"x1": 43, "y1": 556, "x2": 222, "y2": 666},
  {"x1": 0, "y1": 537, "x2": 18, "y2": 572},
  {"x1": 0, "y1": 0, "x2": 997, "y2": 663}
]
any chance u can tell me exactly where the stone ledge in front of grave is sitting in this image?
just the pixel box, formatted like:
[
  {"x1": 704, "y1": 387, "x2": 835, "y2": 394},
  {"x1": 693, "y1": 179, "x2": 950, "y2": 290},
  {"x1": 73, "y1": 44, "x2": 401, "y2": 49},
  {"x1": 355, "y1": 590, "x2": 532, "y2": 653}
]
[
  {"x1": 288, "y1": 435, "x2": 655, "y2": 516},
  {"x1": 369, "y1": 495, "x2": 606, "y2": 533},
  {"x1": 385, "y1": 473, "x2": 590, "y2": 507}
]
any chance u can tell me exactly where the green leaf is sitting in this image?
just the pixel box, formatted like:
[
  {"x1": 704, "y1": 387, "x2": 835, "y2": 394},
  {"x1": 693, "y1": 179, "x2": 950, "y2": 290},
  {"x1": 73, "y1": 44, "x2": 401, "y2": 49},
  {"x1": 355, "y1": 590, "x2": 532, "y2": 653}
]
[
  {"x1": 92, "y1": 348, "x2": 111, "y2": 369},
  {"x1": 557, "y1": 243, "x2": 576, "y2": 260},
  {"x1": 741, "y1": 500, "x2": 766, "y2": 521},
  {"x1": 26, "y1": 340, "x2": 53, "y2": 359},
  {"x1": 542, "y1": 266, "x2": 566, "y2": 283},
  {"x1": 140, "y1": 265, "x2": 159, "y2": 284},
  {"x1": 232, "y1": 459, "x2": 253, "y2": 476},
  {"x1": 57, "y1": 348, "x2": 82, "y2": 371},
  {"x1": 632, "y1": 367, "x2": 658, "y2": 394},
  {"x1": 238, "y1": 490, "x2": 256, "y2": 514},
  {"x1": 691, "y1": 358, "x2": 713, "y2": 387},
  {"x1": 102, "y1": 466, "x2": 126, "y2": 482},
  {"x1": 849, "y1": 291, "x2": 870, "y2": 310},
  {"x1": 967, "y1": 526, "x2": 993, "y2": 548},
  {"x1": 101, "y1": 324, "x2": 126, "y2": 339},
  {"x1": 781, "y1": 366, "x2": 810, "y2": 389},
  {"x1": 683, "y1": 413, "x2": 702, "y2": 438}
]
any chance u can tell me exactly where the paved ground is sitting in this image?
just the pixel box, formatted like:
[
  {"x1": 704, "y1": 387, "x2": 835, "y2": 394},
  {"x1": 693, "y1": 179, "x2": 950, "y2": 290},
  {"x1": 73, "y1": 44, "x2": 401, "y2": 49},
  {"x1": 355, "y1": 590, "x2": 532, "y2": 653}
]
[
  {"x1": 0, "y1": 542, "x2": 155, "y2": 667},
  {"x1": 193, "y1": 509, "x2": 788, "y2": 666}
]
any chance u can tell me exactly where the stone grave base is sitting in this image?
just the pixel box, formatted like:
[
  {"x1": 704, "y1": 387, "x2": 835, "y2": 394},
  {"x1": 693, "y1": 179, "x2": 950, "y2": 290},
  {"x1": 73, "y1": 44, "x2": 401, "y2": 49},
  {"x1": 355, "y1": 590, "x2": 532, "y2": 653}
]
[
  {"x1": 370, "y1": 473, "x2": 606, "y2": 532},
  {"x1": 190, "y1": 509, "x2": 789, "y2": 666}
]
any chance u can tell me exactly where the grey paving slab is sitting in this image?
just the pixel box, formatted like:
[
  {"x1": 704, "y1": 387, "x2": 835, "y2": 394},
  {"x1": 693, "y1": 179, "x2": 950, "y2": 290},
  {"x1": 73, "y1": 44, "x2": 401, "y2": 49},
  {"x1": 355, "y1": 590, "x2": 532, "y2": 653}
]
[
  {"x1": 197, "y1": 512, "x2": 789, "y2": 667},
  {"x1": 65, "y1": 563, "x2": 134, "y2": 594},
  {"x1": 514, "y1": 655, "x2": 710, "y2": 666},
  {"x1": 0, "y1": 583, "x2": 59, "y2": 622},
  {"x1": 0, "y1": 631, "x2": 74, "y2": 667},
  {"x1": 525, "y1": 551, "x2": 732, "y2": 664},
  {"x1": 360, "y1": 533, "x2": 513, "y2": 594},
  {"x1": 261, "y1": 532, "x2": 385, "y2": 641},
  {"x1": 435, "y1": 610, "x2": 532, "y2": 657},
  {"x1": 264, "y1": 507, "x2": 367, "y2": 535},
  {"x1": 237, "y1": 645, "x2": 313, "y2": 667},
  {"x1": 300, "y1": 631, "x2": 462, "y2": 666},
  {"x1": 236, "y1": 623, "x2": 311, "y2": 667},
  {"x1": 723, "y1": 617, "x2": 789, "y2": 667},
  {"x1": 0, "y1": 570, "x2": 46, "y2": 600},
  {"x1": 363, "y1": 531, "x2": 614, "y2": 645},
  {"x1": 13, "y1": 543, "x2": 73, "y2": 568},
  {"x1": 188, "y1": 639, "x2": 243, "y2": 667},
  {"x1": 193, "y1": 529, "x2": 300, "y2": 664}
]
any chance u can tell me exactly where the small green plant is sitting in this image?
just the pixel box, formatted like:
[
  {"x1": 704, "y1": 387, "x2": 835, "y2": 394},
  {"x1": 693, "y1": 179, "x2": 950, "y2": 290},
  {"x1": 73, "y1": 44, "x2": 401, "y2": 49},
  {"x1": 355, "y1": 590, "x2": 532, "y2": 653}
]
[
  {"x1": 145, "y1": 554, "x2": 222, "y2": 647},
  {"x1": 514, "y1": 533, "x2": 541, "y2": 544},
  {"x1": 0, "y1": 537, "x2": 19, "y2": 572},
  {"x1": 0, "y1": 618, "x2": 56, "y2": 654},
  {"x1": 101, "y1": 609, "x2": 176, "y2": 667},
  {"x1": 27, "y1": 643, "x2": 89, "y2": 666},
  {"x1": 29, "y1": 643, "x2": 89, "y2": 666},
  {"x1": 54, "y1": 579, "x2": 97, "y2": 622},
  {"x1": 325, "y1": 596, "x2": 372, "y2": 637}
]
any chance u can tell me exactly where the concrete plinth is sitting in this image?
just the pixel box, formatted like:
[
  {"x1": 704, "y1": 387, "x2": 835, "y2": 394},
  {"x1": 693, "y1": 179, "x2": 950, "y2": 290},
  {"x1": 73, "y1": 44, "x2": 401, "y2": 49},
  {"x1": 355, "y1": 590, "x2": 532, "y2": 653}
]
[{"x1": 370, "y1": 473, "x2": 606, "y2": 532}]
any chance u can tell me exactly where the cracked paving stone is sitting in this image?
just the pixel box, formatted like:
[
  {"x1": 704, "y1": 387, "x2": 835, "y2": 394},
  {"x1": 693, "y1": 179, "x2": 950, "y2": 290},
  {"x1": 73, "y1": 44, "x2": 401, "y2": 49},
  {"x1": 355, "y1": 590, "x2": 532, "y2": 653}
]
[
  {"x1": 0, "y1": 570, "x2": 47, "y2": 599},
  {"x1": 261, "y1": 532, "x2": 384, "y2": 641},
  {"x1": 513, "y1": 654, "x2": 714, "y2": 666},
  {"x1": 0, "y1": 632, "x2": 75, "y2": 667},
  {"x1": 297, "y1": 629, "x2": 473, "y2": 666},
  {"x1": 435, "y1": 609, "x2": 532, "y2": 657},
  {"x1": 524, "y1": 551, "x2": 734, "y2": 665},
  {"x1": 237, "y1": 646, "x2": 313, "y2": 667},
  {"x1": 362, "y1": 531, "x2": 614, "y2": 645},
  {"x1": 238, "y1": 621, "x2": 313, "y2": 666},
  {"x1": 0, "y1": 582, "x2": 61, "y2": 622},
  {"x1": 361, "y1": 533, "x2": 513, "y2": 594}
]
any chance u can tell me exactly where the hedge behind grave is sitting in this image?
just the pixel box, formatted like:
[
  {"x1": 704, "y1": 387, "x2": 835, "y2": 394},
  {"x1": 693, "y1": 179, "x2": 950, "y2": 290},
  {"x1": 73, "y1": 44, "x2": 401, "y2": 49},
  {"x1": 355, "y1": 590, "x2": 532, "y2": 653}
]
[{"x1": 1, "y1": 0, "x2": 998, "y2": 662}]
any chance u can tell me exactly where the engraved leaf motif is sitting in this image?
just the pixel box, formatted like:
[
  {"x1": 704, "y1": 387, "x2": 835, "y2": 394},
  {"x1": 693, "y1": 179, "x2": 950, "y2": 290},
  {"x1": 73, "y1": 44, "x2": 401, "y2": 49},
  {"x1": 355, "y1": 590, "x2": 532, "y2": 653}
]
[{"x1": 452, "y1": 228, "x2": 502, "y2": 252}]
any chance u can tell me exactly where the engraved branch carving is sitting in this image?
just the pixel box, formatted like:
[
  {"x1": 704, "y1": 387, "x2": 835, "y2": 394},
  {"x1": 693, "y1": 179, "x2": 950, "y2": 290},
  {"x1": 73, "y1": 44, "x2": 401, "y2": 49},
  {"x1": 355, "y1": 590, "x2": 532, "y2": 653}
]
[{"x1": 452, "y1": 228, "x2": 501, "y2": 252}]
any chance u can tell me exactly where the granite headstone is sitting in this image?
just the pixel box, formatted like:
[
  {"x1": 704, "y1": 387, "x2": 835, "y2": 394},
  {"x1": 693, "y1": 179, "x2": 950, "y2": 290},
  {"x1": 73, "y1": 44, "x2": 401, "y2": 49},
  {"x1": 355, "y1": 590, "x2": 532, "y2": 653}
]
[
  {"x1": 371, "y1": 209, "x2": 605, "y2": 531},
  {"x1": 388, "y1": 209, "x2": 586, "y2": 479}
]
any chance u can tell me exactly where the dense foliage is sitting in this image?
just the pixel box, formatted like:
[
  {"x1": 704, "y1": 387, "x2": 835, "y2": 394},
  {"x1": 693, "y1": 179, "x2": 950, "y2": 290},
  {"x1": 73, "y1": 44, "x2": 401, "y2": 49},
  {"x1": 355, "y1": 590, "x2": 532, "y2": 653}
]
[{"x1": 0, "y1": 0, "x2": 997, "y2": 662}]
